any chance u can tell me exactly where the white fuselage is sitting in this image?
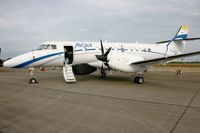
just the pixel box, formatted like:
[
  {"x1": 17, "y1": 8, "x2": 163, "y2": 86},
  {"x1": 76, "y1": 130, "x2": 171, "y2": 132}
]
[{"x1": 3, "y1": 41, "x2": 181, "y2": 73}]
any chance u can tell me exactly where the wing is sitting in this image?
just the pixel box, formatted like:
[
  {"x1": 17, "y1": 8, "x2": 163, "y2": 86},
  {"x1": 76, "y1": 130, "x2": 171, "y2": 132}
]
[{"x1": 132, "y1": 51, "x2": 200, "y2": 65}]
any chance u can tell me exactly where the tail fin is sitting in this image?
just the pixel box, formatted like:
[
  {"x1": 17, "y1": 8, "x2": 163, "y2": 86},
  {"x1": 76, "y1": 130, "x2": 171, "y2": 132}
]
[
  {"x1": 174, "y1": 25, "x2": 189, "y2": 40},
  {"x1": 164, "y1": 25, "x2": 189, "y2": 55},
  {"x1": 172, "y1": 26, "x2": 189, "y2": 53},
  {"x1": 157, "y1": 25, "x2": 189, "y2": 44},
  {"x1": 156, "y1": 25, "x2": 200, "y2": 55}
]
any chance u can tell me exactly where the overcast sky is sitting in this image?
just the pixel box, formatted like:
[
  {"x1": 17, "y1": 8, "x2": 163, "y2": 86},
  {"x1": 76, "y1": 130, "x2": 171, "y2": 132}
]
[{"x1": 0, "y1": 0, "x2": 200, "y2": 61}]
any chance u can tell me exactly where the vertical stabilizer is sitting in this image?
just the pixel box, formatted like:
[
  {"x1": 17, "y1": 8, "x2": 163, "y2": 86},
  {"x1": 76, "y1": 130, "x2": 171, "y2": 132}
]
[{"x1": 165, "y1": 26, "x2": 189, "y2": 55}]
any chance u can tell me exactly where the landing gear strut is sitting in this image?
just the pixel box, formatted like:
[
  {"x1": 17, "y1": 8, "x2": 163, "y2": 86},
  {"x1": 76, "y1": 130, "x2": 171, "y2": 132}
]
[{"x1": 99, "y1": 69, "x2": 107, "y2": 78}]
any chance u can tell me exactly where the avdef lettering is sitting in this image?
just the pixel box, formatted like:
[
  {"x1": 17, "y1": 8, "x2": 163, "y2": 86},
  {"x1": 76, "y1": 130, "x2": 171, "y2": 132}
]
[{"x1": 75, "y1": 43, "x2": 92, "y2": 49}]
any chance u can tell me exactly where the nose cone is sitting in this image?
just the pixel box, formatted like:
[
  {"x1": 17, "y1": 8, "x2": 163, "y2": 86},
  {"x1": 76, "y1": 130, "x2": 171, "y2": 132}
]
[
  {"x1": 3, "y1": 59, "x2": 13, "y2": 67},
  {"x1": 3, "y1": 52, "x2": 33, "y2": 68}
]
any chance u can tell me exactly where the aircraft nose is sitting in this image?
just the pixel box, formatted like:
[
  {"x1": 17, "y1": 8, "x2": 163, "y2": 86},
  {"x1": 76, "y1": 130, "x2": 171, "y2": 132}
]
[{"x1": 3, "y1": 59, "x2": 12, "y2": 67}]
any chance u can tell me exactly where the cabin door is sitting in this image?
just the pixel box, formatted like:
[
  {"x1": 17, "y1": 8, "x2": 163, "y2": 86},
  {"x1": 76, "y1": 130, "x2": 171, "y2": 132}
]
[{"x1": 64, "y1": 46, "x2": 73, "y2": 64}]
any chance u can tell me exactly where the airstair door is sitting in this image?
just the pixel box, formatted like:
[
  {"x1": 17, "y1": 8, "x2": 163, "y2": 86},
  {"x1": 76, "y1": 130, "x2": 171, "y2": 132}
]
[
  {"x1": 64, "y1": 46, "x2": 73, "y2": 64},
  {"x1": 63, "y1": 46, "x2": 76, "y2": 83}
]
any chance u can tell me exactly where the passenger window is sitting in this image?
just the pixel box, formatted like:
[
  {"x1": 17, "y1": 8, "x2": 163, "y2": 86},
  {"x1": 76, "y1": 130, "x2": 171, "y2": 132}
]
[
  {"x1": 51, "y1": 45, "x2": 57, "y2": 49},
  {"x1": 148, "y1": 48, "x2": 151, "y2": 52}
]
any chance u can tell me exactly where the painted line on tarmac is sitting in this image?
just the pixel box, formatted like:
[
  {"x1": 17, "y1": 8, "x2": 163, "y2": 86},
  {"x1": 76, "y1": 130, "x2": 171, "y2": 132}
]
[{"x1": 170, "y1": 88, "x2": 200, "y2": 133}]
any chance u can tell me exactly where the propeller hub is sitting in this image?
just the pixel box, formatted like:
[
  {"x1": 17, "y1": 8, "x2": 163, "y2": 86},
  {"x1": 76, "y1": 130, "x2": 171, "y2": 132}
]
[{"x1": 95, "y1": 39, "x2": 112, "y2": 70}]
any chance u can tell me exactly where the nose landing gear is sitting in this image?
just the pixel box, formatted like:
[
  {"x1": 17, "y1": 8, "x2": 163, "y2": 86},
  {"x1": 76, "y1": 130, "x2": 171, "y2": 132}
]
[
  {"x1": 29, "y1": 77, "x2": 38, "y2": 84},
  {"x1": 28, "y1": 67, "x2": 38, "y2": 84}
]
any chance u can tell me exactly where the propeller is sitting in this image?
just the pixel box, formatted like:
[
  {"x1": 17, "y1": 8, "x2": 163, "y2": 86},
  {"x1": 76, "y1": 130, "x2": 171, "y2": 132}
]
[{"x1": 95, "y1": 39, "x2": 112, "y2": 70}]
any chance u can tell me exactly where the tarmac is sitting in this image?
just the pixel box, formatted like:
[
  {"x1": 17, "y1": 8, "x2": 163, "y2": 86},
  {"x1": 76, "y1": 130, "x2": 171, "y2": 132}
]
[{"x1": 0, "y1": 67, "x2": 199, "y2": 133}]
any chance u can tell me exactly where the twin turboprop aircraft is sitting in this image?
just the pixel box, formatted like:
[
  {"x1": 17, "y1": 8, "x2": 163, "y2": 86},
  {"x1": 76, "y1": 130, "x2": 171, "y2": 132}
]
[{"x1": 3, "y1": 26, "x2": 200, "y2": 84}]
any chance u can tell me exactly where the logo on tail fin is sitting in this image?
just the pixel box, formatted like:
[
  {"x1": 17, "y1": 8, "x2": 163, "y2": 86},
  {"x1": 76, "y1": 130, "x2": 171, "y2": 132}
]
[
  {"x1": 165, "y1": 25, "x2": 189, "y2": 57},
  {"x1": 175, "y1": 25, "x2": 189, "y2": 40}
]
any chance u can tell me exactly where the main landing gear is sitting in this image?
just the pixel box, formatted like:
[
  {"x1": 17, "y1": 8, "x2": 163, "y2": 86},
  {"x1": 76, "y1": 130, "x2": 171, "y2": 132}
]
[
  {"x1": 133, "y1": 72, "x2": 144, "y2": 84},
  {"x1": 134, "y1": 76, "x2": 144, "y2": 84}
]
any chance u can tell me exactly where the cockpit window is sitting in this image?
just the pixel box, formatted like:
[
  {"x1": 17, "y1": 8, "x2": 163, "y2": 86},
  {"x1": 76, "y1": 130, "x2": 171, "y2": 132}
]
[
  {"x1": 36, "y1": 45, "x2": 46, "y2": 50},
  {"x1": 44, "y1": 44, "x2": 51, "y2": 50},
  {"x1": 36, "y1": 44, "x2": 57, "y2": 50}
]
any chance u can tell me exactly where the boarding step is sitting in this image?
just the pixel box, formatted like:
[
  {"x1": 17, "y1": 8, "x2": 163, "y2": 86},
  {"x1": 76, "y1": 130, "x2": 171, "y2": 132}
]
[{"x1": 63, "y1": 64, "x2": 76, "y2": 83}]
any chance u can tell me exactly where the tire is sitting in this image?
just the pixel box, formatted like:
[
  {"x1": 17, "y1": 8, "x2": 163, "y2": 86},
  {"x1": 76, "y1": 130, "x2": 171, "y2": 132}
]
[
  {"x1": 138, "y1": 77, "x2": 144, "y2": 84},
  {"x1": 31, "y1": 78, "x2": 36, "y2": 83},
  {"x1": 134, "y1": 77, "x2": 144, "y2": 84},
  {"x1": 134, "y1": 77, "x2": 139, "y2": 83},
  {"x1": 29, "y1": 78, "x2": 38, "y2": 84}
]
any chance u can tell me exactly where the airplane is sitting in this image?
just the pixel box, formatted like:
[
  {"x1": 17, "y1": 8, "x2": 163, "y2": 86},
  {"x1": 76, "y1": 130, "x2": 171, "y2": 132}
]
[{"x1": 3, "y1": 25, "x2": 200, "y2": 84}]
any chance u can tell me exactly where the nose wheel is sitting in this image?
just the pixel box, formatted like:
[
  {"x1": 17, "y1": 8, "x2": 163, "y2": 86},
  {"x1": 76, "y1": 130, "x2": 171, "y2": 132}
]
[
  {"x1": 134, "y1": 76, "x2": 144, "y2": 84},
  {"x1": 28, "y1": 67, "x2": 38, "y2": 84},
  {"x1": 29, "y1": 77, "x2": 38, "y2": 84}
]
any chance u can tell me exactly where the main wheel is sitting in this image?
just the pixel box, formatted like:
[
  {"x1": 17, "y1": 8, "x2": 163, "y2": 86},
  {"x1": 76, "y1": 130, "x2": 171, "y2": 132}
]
[
  {"x1": 138, "y1": 77, "x2": 144, "y2": 84},
  {"x1": 134, "y1": 77, "x2": 144, "y2": 84},
  {"x1": 134, "y1": 77, "x2": 139, "y2": 83}
]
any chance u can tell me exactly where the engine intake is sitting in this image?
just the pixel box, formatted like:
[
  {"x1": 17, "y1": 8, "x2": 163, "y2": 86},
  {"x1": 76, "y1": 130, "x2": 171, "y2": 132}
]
[{"x1": 73, "y1": 64, "x2": 97, "y2": 75}]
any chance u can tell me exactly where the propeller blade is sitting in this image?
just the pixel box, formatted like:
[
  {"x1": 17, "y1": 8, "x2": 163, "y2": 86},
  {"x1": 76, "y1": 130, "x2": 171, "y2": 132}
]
[
  {"x1": 100, "y1": 39, "x2": 104, "y2": 54},
  {"x1": 95, "y1": 55, "x2": 107, "y2": 62},
  {"x1": 105, "y1": 47, "x2": 112, "y2": 57}
]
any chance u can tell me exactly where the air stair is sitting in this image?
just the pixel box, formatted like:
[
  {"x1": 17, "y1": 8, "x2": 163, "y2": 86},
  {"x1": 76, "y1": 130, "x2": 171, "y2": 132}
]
[{"x1": 63, "y1": 62, "x2": 76, "y2": 83}]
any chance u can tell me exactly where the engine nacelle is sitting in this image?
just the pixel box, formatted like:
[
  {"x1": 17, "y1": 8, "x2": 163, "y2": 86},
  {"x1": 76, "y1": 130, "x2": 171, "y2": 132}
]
[{"x1": 72, "y1": 64, "x2": 97, "y2": 75}]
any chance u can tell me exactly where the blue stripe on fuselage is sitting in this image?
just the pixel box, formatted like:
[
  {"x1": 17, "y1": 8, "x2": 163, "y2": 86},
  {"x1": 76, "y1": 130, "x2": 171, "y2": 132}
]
[
  {"x1": 13, "y1": 52, "x2": 64, "y2": 68},
  {"x1": 85, "y1": 48, "x2": 96, "y2": 51},
  {"x1": 75, "y1": 49, "x2": 83, "y2": 52}
]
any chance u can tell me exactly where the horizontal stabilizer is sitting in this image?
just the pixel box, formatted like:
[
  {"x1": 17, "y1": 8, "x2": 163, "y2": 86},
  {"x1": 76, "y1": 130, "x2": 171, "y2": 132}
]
[{"x1": 156, "y1": 37, "x2": 200, "y2": 44}]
